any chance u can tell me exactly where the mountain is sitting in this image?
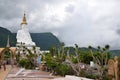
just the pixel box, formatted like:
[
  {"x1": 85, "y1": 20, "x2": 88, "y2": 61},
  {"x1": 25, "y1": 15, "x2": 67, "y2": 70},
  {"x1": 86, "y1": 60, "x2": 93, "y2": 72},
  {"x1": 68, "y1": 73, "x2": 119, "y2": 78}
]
[
  {"x1": 0, "y1": 27, "x2": 16, "y2": 47},
  {"x1": 0, "y1": 27, "x2": 61, "y2": 50},
  {"x1": 110, "y1": 50, "x2": 120, "y2": 57},
  {"x1": 66, "y1": 46, "x2": 120, "y2": 57},
  {"x1": 31, "y1": 33, "x2": 60, "y2": 50},
  {"x1": 0, "y1": 27, "x2": 120, "y2": 56},
  {"x1": 65, "y1": 46, "x2": 97, "y2": 55}
]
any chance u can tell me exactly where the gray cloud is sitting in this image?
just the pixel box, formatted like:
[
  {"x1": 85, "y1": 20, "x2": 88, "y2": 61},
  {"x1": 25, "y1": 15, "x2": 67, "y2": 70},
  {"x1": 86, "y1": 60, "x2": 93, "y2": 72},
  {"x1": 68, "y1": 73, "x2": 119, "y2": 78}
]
[
  {"x1": 0, "y1": 0, "x2": 120, "y2": 49},
  {"x1": 65, "y1": 4, "x2": 75, "y2": 13}
]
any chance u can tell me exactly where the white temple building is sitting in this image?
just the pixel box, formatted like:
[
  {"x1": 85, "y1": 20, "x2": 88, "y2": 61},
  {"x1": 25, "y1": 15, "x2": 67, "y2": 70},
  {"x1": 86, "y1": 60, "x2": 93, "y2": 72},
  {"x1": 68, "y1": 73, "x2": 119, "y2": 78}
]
[
  {"x1": 16, "y1": 12, "x2": 35, "y2": 46},
  {"x1": 16, "y1": 12, "x2": 41, "y2": 57}
]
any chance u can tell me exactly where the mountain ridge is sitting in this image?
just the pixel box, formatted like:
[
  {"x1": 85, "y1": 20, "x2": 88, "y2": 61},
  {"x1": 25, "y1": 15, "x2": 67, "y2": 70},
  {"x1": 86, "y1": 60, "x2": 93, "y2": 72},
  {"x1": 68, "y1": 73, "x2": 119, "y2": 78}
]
[{"x1": 0, "y1": 26, "x2": 120, "y2": 56}]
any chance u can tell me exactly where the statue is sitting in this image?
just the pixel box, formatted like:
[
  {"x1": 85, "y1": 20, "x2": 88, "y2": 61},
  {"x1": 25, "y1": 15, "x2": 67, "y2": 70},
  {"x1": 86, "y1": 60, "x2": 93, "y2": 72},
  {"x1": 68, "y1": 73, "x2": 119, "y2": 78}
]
[
  {"x1": 108, "y1": 56, "x2": 119, "y2": 80},
  {"x1": 114, "y1": 56, "x2": 119, "y2": 80},
  {"x1": 16, "y1": 12, "x2": 35, "y2": 46}
]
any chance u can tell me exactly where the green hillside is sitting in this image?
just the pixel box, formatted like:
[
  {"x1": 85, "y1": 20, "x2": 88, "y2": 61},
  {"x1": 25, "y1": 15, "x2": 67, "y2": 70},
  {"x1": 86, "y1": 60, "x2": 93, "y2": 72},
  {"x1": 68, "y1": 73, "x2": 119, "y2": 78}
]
[
  {"x1": 0, "y1": 27, "x2": 16, "y2": 47},
  {"x1": 66, "y1": 47, "x2": 120, "y2": 57},
  {"x1": 31, "y1": 33, "x2": 60, "y2": 50},
  {"x1": 110, "y1": 50, "x2": 120, "y2": 57}
]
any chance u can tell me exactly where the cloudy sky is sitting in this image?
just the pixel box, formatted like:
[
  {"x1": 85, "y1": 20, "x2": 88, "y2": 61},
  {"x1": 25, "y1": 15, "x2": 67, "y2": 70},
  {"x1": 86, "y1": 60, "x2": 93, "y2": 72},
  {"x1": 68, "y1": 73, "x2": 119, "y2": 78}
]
[{"x1": 0, "y1": 0, "x2": 120, "y2": 49}]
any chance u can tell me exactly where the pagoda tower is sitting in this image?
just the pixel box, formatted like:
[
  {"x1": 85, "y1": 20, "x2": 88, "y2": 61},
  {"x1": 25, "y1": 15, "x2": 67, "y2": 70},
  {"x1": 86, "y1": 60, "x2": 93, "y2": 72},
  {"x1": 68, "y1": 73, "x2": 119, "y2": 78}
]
[
  {"x1": 16, "y1": 12, "x2": 35, "y2": 46},
  {"x1": 16, "y1": 12, "x2": 41, "y2": 58}
]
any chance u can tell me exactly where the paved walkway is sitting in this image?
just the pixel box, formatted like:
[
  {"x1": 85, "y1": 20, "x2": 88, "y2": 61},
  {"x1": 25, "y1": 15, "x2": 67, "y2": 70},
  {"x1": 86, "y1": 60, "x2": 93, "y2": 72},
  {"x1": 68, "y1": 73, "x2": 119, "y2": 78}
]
[
  {"x1": 5, "y1": 66, "x2": 55, "y2": 80},
  {"x1": 5, "y1": 78, "x2": 51, "y2": 80},
  {"x1": 0, "y1": 65, "x2": 63, "y2": 80},
  {"x1": 0, "y1": 65, "x2": 11, "y2": 80}
]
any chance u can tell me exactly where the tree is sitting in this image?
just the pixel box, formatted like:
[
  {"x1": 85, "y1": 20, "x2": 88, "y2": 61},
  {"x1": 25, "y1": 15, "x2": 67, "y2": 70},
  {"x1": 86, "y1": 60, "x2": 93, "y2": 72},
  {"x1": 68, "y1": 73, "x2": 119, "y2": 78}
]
[
  {"x1": 79, "y1": 51, "x2": 93, "y2": 64},
  {"x1": 88, "y1": 45, "x2": 110, "y2": 80},
  {"x1": 68, "y1": 44, "x2": 82, "y2": 76}
]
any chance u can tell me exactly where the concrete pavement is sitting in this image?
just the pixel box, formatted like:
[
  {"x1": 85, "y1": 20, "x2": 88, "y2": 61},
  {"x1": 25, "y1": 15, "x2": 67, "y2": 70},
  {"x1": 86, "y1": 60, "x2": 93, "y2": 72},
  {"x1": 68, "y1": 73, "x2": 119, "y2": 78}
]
[{"x1": 0, "y1": 65, "x2": 11, "y2": 80}]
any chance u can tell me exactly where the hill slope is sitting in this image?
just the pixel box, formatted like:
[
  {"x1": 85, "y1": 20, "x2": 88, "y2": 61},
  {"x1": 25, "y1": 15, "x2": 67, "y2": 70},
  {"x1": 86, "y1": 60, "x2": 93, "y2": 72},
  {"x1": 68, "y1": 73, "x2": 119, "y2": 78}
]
[
  {"x1": 31, "y1": 33, "x2": 60, "y2": 50},
  {"x1": 110, "y1": 50, "x2": 120, "y2": 57},
  {"x1": 0, "y1": 27, "x2": 16, "y2": 47}
]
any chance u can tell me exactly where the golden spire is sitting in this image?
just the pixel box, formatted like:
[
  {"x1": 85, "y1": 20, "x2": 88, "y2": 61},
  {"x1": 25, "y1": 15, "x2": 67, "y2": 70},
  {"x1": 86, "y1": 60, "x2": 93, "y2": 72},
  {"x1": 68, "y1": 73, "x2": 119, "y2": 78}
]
[{"x1": 21, "y1": 11, "x2": 27, "y2": 25}]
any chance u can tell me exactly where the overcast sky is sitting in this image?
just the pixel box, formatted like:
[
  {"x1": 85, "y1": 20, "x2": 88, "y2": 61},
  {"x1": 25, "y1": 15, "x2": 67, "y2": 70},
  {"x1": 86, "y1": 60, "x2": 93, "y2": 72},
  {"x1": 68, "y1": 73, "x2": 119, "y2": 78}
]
[{"x1": 0, "y1": 0, "x2": 120, "y2": 49}]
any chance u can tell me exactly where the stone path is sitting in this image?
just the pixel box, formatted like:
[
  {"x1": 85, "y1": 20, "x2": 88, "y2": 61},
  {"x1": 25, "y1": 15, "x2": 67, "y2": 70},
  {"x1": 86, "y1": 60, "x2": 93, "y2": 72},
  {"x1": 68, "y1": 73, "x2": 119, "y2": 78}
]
[
  {"x1": 0, "y1": 65, "x2": 94, "y2": 80},
  {"x1": 5, "y1": 78, "x2": 51, "y2": 80},
  {"x1": 5, "y1": 66, "x2": 55, "y2": 80},
  {"x1": 0, "y1": 65, "x2": 63, "y2": 80}
]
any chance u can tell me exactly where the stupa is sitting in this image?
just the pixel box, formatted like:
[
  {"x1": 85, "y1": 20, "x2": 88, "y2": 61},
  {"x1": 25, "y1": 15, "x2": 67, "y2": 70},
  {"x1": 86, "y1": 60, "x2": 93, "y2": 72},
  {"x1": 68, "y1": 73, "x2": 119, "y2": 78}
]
[
  {"x1": 16, "y1": 12, "x2": 41, "y2": 58},
  {"x1": 16, "y1": 12, "x2": 35, "y2": 46}
]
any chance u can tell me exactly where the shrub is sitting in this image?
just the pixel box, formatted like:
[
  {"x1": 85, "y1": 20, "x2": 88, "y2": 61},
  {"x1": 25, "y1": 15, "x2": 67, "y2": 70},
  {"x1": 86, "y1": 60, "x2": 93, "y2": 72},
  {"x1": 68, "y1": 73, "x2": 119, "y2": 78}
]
[
  {"x1": 18, "y1": 58, "x2": 34, "y2": 69},
  {"x1": 45, "y1": 53, "x2": 74, "y2": 76},
  {"x1": 55, "y1": 64, "x2": 74, "y2": 76}
]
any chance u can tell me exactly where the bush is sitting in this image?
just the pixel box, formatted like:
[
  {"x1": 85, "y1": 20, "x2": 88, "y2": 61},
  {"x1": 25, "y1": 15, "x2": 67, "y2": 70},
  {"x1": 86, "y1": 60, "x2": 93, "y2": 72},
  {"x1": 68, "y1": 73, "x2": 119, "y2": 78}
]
[
  {"x1": 44, "y1": 53, "x2": 57, "y2": 72},
  {"x1": 18, "y1": 58, "x2": 34, "y2": 69},
  {"x1": 79, "y1": 52, "x2": 93, "y2": 64},
  {"x1": 45, "y1": 53, "x2": 74, "y2": 76},
  {"x1": 54, "y1": 64, "x2": 74, "y2": 76}
]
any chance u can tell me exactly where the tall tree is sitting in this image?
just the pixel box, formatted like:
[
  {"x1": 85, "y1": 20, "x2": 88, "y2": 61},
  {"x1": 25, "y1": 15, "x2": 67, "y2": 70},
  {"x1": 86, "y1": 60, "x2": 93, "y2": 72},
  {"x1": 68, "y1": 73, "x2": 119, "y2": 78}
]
[
  {"x1": 68, "y1": 44, "x2": 82, "y2": 76},
  {"x1": 88, "y1": 45, "x2": 110, "y2": 80}
]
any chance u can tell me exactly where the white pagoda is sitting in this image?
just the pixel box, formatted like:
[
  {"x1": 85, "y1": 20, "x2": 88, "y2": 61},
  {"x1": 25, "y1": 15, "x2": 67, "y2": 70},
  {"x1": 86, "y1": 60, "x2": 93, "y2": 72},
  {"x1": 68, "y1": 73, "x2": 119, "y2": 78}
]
[
  {"x1": 16, "y1": 12, "x2": 35, "y2": 46},
  {"x1": 16, "y1": 12, "x2": 41, "y2": 57}
]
